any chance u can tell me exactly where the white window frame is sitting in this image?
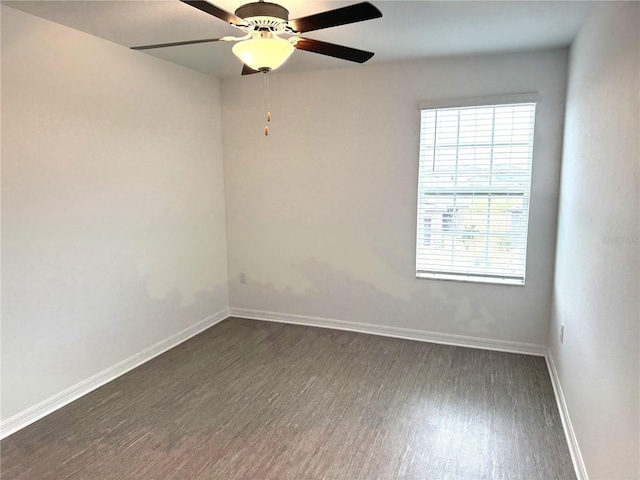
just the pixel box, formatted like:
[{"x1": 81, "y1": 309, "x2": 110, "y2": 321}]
[{"x1": 415, "y1": 94, "x2": 539, "y2": 286}]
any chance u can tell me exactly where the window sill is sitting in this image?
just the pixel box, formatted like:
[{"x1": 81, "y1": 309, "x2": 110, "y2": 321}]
[{"x1": 416, "y1": 272, "x2": 525, "y2": 286}]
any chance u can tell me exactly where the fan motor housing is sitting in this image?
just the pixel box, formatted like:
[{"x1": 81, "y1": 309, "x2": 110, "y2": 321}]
[{"x1": 235, "y1": 2, "x2": 289, "y2": 22}]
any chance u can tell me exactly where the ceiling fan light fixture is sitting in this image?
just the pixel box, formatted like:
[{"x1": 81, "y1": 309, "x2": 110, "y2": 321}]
[{"x1": 232, "y1": 36, "x2": 294, "y2": 72}]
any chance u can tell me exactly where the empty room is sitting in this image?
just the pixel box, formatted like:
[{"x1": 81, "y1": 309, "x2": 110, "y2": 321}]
[{"x1": 1, "y1": 0, "x2": 638, "y2": 479}]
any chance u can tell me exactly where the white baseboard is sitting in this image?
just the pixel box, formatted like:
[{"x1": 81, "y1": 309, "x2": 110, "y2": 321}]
[
  {"x1": 229, "y1": 308, "x2": 547, "y2": 356},
  {"x1": 0, "y1": 308, "x2": 230, "y2": 440},
  {"x1": 545, "y1": 350, "x2": 589, "y2": 480}
]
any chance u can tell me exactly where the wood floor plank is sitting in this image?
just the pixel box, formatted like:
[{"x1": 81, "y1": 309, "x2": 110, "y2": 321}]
[{"x1": 1, "y1": 318, "x2": 575, "y2": 479}]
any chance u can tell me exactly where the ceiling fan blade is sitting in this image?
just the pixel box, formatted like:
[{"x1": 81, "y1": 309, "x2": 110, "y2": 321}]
[
  {"x1": 241, "y1": 64, "x2": 261, "y2": 75},
  {"x1": 180, "y1": 0, "x2": 248, "y2": 27},
  {"x1": 131, "y1": 37, "x2": 222, "y2": 51},
  {"x1": 288, "y1": 2, "x2": 382, "y2": 34},
  {"x1": 293, "y1": 38, "x2": 374, "y2": 63}
]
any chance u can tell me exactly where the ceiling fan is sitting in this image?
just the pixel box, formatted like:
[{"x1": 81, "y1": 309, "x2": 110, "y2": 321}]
[{"x1": 131, "y1": 0, "x2": 383, "y2": 75}]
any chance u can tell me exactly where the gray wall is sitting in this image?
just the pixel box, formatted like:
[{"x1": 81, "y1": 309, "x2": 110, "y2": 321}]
[
  {"x1": 550, "y1": 3, "x2": 640, "y2": 478},
  {"x1": 1, "y1": 6, "x2": 229, "y2": 420},
  {"x1": 221, "y1": 49, "x2": 568, "y2": 346}
]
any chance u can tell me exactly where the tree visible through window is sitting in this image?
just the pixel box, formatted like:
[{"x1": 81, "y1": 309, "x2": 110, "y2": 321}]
[{"x1": 415, "y1": 101, "x2": 536, "y2": 285}]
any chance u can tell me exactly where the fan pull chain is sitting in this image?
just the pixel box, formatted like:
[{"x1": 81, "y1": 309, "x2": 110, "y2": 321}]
[{"x1": 264, "y1": 72, "x2": 271, "y2": 136}]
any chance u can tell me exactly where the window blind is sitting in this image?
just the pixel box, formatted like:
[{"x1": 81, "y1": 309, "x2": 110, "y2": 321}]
[{"x1": 416, "y1": 102, "x2": 536, "y2": 285}]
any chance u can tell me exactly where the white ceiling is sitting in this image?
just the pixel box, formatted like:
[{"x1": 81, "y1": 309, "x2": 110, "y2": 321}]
[{"x1": 3, "y1": 0, "x2": 592, "y2": 78}]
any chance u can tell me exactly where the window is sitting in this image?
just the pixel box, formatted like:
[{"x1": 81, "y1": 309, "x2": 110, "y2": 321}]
[{"x1": 416, "y1": 97, "x2": 537, "y2": 285}]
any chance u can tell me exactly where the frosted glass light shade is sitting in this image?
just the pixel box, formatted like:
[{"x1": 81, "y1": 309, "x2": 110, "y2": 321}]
[{"x1": 232, "y1": 37, "x2": 294, "y2": 71}]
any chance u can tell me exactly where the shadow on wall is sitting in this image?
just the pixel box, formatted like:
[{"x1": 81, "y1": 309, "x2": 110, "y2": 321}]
[{"x1": 232, "y1": 257, "x2": 543, "y2": 344}]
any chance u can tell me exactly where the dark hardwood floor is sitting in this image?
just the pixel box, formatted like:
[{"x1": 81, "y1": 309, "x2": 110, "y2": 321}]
[{"x1": 1, "y1": 317, "x2": 575, "y2": 479}]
